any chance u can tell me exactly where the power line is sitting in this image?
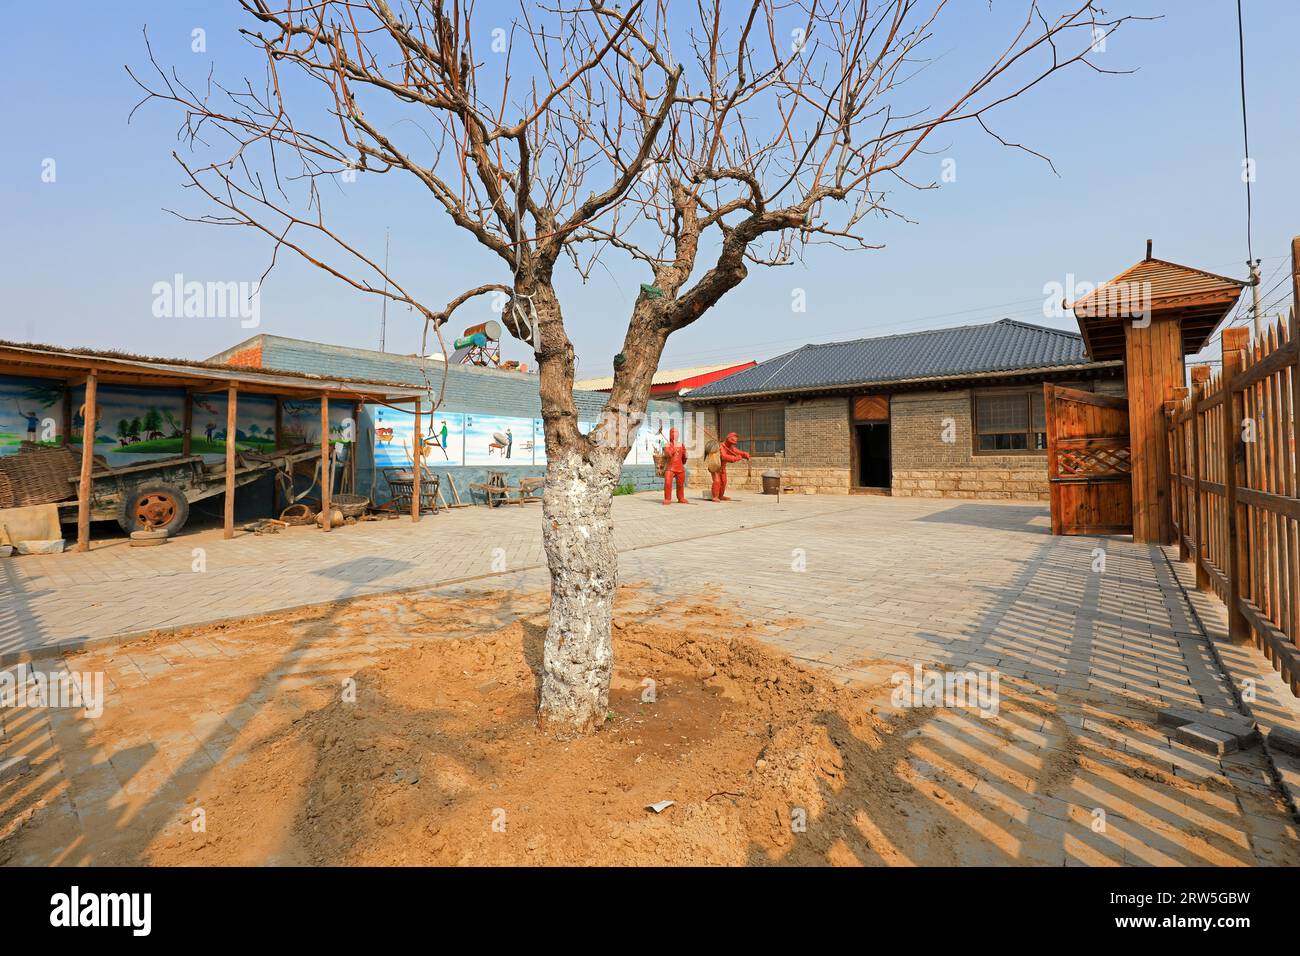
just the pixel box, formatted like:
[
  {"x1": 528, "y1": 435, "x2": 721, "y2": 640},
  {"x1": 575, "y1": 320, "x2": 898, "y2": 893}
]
[{"x1": 1236, "y1": 0, "x2": 1255, "y2": 262}]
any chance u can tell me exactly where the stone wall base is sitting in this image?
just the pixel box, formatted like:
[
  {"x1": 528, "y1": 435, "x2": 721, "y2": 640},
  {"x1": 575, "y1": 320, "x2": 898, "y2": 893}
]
[
  {"x1": 891, "y1": 468, "x2": 1049, "y2": 501},
  {"x1": 686, "y1": 463, "x2": 851, "y2": 495}
]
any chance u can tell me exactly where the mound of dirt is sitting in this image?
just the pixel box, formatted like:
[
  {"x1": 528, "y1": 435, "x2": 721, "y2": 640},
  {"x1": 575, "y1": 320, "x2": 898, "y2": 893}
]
[{"x1": 147, "y1": 591, "x2": 912, "y2": 866}]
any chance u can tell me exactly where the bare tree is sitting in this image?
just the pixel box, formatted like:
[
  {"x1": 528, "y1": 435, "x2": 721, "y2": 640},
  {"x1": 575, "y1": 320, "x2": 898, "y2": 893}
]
[{"x1": 132, "y1": 0, "x2": 1143, "y2": 732}]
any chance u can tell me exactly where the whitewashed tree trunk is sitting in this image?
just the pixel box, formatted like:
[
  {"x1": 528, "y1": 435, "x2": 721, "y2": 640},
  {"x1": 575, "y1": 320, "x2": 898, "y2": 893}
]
[{"x1": 537, "y1": 445, "x2": 623, "y2": 732}]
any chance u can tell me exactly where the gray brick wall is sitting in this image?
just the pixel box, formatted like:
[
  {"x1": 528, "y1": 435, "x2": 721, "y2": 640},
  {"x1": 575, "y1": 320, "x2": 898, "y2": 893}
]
[
  {"x1": 889, "y1": 390, "x2": 1048, "y2": 500},
  {"x1": 689, "y1": 398, "x2": 851, "y2": 494}
]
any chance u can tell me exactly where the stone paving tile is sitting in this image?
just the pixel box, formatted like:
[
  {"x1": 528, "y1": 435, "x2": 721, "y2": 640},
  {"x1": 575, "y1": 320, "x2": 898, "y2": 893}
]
[{"x1": 2, "y1": 494, "x2": 1298, "y2": 864}]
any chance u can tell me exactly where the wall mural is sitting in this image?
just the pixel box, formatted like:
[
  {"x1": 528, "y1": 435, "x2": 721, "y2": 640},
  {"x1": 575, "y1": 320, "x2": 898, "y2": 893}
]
[
  {"x1": 464, "y1": 413, "x2": 532, "y2": 464},
  {"x1": 65, "y1": 383, "x2": 188, "y2": 466},
  {"x1": 278, "y1": 397, "x2": 354, "y2": 448},
  {"x1": 189, "y1": 392, "x2": 277, "y2": 460},
  {"x1": 1, "y1": 374, "x2": 664, "y2": 476},
  {"x1": 532, "y1": 418, "x2": 546, "y2": 465},
  {"x1": 0, "y1": 376, "x2": 64, "y2": 455},
  {"x1": 371, "y1": 407, "x2": 466, "y2": 468}
]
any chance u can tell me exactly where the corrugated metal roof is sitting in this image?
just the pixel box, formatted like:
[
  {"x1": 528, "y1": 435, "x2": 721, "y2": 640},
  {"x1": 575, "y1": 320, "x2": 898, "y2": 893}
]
[
  {"x1": 684, "y1": 319, "x2": 1100, "y2": 400},
  {"x1": 574, "y1": 361, "x2": 750, "y2": 392}
]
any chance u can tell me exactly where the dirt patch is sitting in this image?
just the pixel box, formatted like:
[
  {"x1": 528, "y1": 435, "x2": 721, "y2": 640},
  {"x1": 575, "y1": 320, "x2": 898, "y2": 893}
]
[{"x1": 142, "y1": 591, "x2": 928, "y2": 865}]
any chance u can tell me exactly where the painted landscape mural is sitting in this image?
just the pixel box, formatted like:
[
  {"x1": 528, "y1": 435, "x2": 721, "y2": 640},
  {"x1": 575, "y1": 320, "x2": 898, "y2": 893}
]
[
  {"x1": 0, "y1": 376, "x2": 64, "y2": 454},
  {"x1": 190, "y1": 392, "x2": 278, "y2": 459},
  {"x1": 65, "y1": 383, "x2": 188, "y2": 466}
]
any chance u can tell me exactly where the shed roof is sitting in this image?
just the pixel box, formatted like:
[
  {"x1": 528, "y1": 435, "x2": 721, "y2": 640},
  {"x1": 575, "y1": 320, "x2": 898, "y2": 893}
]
[
  {"x1": 0, "y1": 340, "x2": 427, "y2": 402},
  {"x1": 1066, "y1": 255, "x2": 1246, "y2": 360},
  {"x1": 683, "y1": 319, "x2": 1114, "y2": 402}
]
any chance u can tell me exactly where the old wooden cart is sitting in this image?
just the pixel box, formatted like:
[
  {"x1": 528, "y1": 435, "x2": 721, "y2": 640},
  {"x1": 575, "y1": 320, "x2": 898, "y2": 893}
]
[{"x1": 56, "y1": 446, "x2": 322, "y2": 534}]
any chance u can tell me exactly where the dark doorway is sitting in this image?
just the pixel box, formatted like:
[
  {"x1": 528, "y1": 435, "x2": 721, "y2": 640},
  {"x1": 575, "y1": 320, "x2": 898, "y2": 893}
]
[{"x1": 856, "y1": 423, "x2": 891, "y2": 488}]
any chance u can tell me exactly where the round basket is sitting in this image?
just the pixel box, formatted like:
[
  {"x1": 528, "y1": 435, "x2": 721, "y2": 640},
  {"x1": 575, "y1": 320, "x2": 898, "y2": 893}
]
[
  {"x1": 332, "y1": 493, "x2": 370, "y2": 519},
  {"x1": 280, "y1": 503, "x2": 316, "y2": 526},
  {"x1": 652, "y1": 452, "x2": 665, "y2": 478}
]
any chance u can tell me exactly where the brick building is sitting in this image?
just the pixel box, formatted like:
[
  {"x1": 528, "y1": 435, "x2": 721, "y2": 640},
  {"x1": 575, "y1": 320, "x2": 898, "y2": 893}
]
[{"x1": 681, "y1": 319, "x2": 1123, "y2": 500}]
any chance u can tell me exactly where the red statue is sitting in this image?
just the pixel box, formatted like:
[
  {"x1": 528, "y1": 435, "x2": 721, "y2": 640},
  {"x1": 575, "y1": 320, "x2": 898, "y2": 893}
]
[
  {"x1": 711, "y1": 431, "x2": 750, "y2": 502},
  {"x1": 661, "y1": 426, "x2": 690, "y2": 505}
]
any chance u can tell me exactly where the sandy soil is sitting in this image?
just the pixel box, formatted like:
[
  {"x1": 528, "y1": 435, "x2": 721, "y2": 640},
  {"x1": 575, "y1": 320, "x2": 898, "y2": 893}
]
[{"x1": 2, "y1": 585, "x2": 1298, "y2": 866}]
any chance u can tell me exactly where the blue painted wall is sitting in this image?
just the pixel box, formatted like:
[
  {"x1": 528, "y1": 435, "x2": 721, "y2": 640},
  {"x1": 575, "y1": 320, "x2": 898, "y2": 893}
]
[{"x1": 212, "y1": 336, "x2": 687, "y2": 505}]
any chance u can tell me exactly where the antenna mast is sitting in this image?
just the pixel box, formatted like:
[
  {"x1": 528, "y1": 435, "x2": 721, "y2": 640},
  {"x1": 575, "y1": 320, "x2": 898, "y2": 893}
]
[{"x1": 379, "y1": 228, "x2": 390, "y2": 352}]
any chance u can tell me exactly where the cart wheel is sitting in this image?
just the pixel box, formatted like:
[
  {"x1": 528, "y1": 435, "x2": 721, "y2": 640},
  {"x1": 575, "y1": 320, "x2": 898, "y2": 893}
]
[{"x1": 117, "y1": 482, "x2": 190, "y2": 535}]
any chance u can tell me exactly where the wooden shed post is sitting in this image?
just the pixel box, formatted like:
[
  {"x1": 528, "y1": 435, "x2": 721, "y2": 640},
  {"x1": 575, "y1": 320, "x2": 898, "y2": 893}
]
[
  {"x1": 1221, "y1": 327, "x2": 1251, "y2": 642},
  {"x1": 1125, "y1": 315, "x2": 1185, "y2": 544},
  {"x1": 1189, "y1": 365, "x2": 1211, "y2": 591},
  {"x1": 320, "y1": 395, "x2": 331, "y2": 532},
  {"x1": 412, "y1": 397, "x2": 422, "y2": 522},
  {"x1": 75, "y1": 370, "x2": 97, "y2": 553},
  {"x1": 224, "y1": 385, "x2": 237, "y2": 540},
  {"x1": 352, "y1": 400, "x2": 362, "y2": 493}
]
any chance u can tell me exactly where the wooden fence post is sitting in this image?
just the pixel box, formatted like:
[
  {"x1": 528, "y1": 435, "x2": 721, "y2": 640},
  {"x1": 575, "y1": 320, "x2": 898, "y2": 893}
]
[
  {"x1": 1221, "y1": 327, "x2": 1251, "y2": 642},
  {"x1": 1168, "y1": 387, "x2": 1189, "y2": 560},
  {"x1": 320, "y1": 394, "x2": 331, "y2": 532},
  {"x1": 76, "y1": 370, "x2": 98, "y2": 553},
  {"x1": 1190, "y1": 365, "x2": 1211, "y2": 590},
  {"x1": 224, "y1": 385, "x2": 238, "y2": 540}
]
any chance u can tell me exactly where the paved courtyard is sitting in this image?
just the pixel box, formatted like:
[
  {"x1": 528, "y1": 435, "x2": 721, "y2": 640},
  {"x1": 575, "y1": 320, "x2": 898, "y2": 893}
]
[{"x1": 3, "y1": 492, "x2": 1300, "y2": 864}]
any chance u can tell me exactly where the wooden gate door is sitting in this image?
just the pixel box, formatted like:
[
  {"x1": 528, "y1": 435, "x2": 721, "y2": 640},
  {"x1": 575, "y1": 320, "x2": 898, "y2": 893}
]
[{"x1": 1044, "y1": 385, "x2": 1133, "y2": 536}]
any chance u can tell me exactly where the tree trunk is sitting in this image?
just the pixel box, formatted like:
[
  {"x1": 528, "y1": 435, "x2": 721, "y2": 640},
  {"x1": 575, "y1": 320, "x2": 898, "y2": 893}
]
[{"x1": 537, "y1": 444, "x2": 623, "y2": 733}]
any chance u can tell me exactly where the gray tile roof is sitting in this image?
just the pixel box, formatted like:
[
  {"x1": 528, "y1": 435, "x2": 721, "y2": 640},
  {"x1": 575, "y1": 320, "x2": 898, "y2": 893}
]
[{"x1": 684, "y1": 319, "x2": 1104, "y2": 400}]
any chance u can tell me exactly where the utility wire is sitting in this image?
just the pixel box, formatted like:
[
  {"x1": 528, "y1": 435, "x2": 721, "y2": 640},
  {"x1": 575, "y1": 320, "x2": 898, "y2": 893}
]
[{"x1": 1236, "y1": 0, "x2": 1254, "y2": 262}]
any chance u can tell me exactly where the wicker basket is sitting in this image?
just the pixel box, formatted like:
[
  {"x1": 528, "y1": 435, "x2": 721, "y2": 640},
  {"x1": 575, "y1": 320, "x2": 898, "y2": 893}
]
[
  {"x1": 652, "y1": 452, "x2": 665, "y2": 478},
  {"x1": 0, "y1": 442, "x2": 81, "y2": 507},
  {"x1": 279, "y1": 503, "x2": 315, "y2": 526},
  {"x1": 332, "y1": 493, "x2": 370, "y2": 518},
  {"x1": 0, "y1": 471, "x2": 12, "y2": 510}
]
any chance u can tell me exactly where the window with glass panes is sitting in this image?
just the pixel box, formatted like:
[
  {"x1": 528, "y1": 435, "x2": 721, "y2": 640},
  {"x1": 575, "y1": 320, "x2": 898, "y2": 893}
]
[
  {"x1": 718, "y1": 404, "x2": 785, "y2": 456},
  {"x1": 972, "y1": 389, "x2": 1046, "y2": 453}
]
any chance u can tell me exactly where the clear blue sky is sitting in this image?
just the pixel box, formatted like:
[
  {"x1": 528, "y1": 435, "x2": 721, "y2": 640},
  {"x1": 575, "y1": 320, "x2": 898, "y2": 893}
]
[{"x1": 1, "y1": 1, "x2": 1295, "y2": 375}]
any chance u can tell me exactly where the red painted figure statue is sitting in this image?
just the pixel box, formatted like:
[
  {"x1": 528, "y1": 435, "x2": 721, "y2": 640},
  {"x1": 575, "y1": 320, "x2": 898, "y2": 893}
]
[
  {"x1": 711, "y1": 431, "x2": 750, "y2": 502},
  {"x1": 661, "y1": 426, "x2": 690, "y2": 505}
]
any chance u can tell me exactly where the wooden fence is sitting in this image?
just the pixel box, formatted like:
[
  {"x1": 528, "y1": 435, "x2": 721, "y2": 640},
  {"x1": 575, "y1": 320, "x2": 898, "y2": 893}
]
[{"x1": 1165, "y1": 238, "x2": 1300, "y2": 697}]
